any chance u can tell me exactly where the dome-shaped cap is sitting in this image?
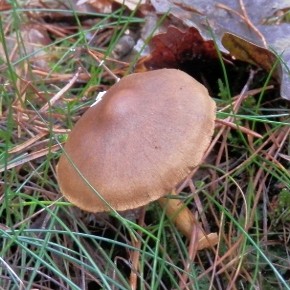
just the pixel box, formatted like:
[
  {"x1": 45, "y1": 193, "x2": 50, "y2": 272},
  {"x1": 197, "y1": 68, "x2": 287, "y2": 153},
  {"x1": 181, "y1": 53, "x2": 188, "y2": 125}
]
[{"x1": 56, "y1": 69, "x2": 216, "y2": 212}]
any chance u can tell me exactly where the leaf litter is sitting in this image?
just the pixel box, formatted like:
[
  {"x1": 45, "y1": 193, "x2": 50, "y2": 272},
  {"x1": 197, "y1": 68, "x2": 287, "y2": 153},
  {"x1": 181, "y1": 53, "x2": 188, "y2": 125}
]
[
  {"x1": 150, "y1": 0, "x2": 290, "y2": 100},
  {"x1": 0, "y1": 0, "x2": 289, "y2": 289}
]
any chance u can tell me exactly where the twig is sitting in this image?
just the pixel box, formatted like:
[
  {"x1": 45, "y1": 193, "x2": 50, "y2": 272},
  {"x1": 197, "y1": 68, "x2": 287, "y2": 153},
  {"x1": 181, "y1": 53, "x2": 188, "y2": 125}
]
[
  {"x1": 39, "y1": 67, "x2": 82, "y2": 113},
  {"x1": 216, "y1": 2, "x2": 267, "y2": 47},
  {"x1": 215, "y1": 118, "x2": 262, "y2": 138},
  {"x1": 1, "y1": 144, "x2": 62, "y2": 172}
]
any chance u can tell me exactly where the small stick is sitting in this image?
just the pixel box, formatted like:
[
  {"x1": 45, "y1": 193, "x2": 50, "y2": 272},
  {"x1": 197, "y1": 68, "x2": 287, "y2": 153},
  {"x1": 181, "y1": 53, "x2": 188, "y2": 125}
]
[
  {"x1": 215, "y1": 118, "x2": 262, "y2": 138},
  {"x1": 39, "y1": 67, "x2": 82, "y2": 113}
]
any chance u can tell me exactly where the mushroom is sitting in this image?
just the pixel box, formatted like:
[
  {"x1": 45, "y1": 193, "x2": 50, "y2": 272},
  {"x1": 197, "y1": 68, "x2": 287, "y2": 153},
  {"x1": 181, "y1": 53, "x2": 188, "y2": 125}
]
[{"x1": 56, "y1": 68, "x2": 217, "y2": 249}]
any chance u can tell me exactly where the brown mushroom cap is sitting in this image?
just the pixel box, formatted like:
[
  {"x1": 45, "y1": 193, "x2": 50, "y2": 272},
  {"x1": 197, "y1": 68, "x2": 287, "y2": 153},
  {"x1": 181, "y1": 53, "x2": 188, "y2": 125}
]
[{"x1": 56, "y1": 68, "x2": 216, "y2": 212}]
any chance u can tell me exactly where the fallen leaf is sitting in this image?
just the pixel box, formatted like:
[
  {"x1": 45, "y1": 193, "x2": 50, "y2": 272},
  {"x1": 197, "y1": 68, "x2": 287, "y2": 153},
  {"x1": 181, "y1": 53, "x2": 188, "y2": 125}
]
[
  {"x1": 0, "y1": 24, "x2": 51, "y2": 71},
  {"x1": 0, "y1": 0, "x2": 11, "y2": 11},
  {"x1": 150, "y1": 0, "x2": 290, "y2": 100},
  {"x1": 222, "y1": 32, "x2": 281, "y2": 83},
  {"x1": 145, "y1": 26, "x2": 218, "y2": 69}
]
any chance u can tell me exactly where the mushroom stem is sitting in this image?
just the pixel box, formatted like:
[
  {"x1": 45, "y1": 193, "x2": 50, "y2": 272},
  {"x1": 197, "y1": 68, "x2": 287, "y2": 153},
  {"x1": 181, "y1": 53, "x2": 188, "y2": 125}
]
[{"x1": 158, "y1": 191, "x2": 218, "y2": 250}]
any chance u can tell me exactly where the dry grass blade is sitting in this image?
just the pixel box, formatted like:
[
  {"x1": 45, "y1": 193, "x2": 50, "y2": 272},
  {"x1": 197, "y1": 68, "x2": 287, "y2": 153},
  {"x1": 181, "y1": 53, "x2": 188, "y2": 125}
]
[{"x1": 1, "y1": 144, "x2": 62, "y2": 172}]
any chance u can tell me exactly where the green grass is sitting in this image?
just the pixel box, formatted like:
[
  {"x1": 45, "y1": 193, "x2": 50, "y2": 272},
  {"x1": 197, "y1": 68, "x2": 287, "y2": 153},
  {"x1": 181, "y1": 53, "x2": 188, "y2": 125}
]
[{"x1": 0, "y1": 2, "x2": 290, "y2": 290}]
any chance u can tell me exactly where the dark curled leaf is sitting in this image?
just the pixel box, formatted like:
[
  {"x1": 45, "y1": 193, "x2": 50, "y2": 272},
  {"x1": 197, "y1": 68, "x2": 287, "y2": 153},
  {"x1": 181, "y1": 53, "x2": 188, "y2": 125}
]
[{"x1": 145, "y1": 26, "x2": 218, "y2": 69}]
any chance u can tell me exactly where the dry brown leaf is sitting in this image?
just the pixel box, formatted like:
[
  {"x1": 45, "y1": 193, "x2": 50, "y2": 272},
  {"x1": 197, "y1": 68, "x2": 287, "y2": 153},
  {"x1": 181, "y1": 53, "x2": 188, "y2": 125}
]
[
  {"x1": 113, "y1": 0, "x2": 146, "y2": 10},
  {"x1": 145, "y1": 26, "x2": 218, "y2": 69},
  {"x1": 150, "y1": 0, "x2": 290, "y2": 100},
  {"x1": 0, "y1": 24, "x2": 51, "y2": 71}
]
